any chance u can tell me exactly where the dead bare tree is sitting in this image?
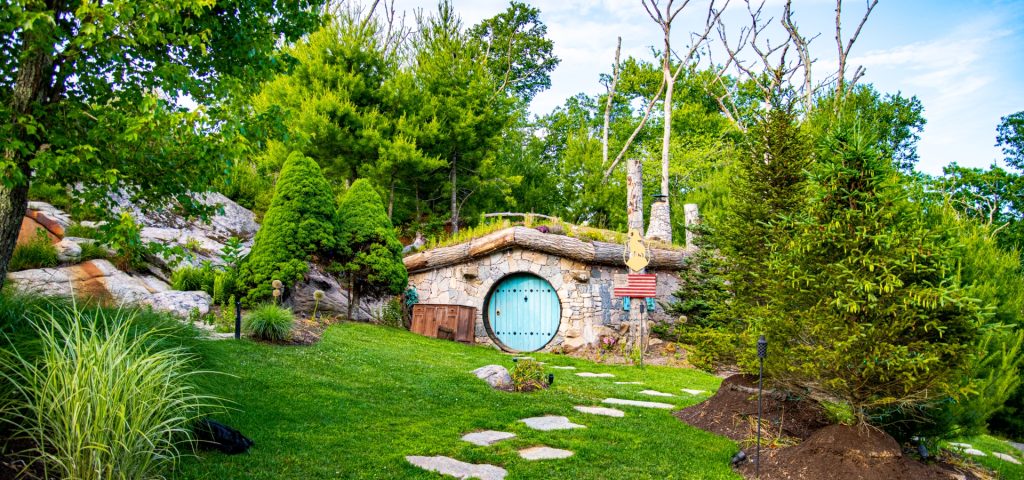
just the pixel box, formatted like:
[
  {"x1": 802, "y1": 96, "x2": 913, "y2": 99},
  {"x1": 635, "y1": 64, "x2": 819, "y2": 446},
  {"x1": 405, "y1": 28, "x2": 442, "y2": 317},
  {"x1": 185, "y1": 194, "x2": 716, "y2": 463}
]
[
  {"x1": 835, "y1": 0, "x2": 879, "y2": 94},
  {"x1": 602, "y1": 37, "x2": 622, "y2": 167}
]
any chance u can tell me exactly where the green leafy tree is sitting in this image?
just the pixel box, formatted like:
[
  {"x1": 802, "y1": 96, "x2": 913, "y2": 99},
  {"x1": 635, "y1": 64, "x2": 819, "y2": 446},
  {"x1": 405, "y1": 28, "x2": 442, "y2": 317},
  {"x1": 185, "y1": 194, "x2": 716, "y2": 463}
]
[
  {"x1": 998, "y1": 111, "x2": 1024, "y2": 169},
  {"x1": 763, "y1": 118, "x2": 981, "y2": 424},
  {"x1": 236, "y1": 152, "x2": 335, "y2": 305},
  {"x1": 0, "y1": 0, "x2": 325, "y2": 287},
  {"x1": 335, "y1": 179, "x2": 407, "y2": 320},
  {"x1": 467, "y1": 1, "x2": 559, "y2": 103}
]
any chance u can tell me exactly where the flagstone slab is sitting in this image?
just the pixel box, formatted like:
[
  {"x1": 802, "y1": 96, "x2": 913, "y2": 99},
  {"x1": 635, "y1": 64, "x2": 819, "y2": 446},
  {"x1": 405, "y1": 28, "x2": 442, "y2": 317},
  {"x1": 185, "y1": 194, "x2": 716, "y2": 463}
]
[
  {"x1": 574, "y1": 406, "x2": 625, "y2": 417},
  {"x1": 639, "y1": 390, "x2": 675, "y2": 397},
  {"x1": 614, "y1": 381, "x2": 643, "y2": 385},
  {"x1": 520, "y1": 415, "x2": 586, "y2": 431},
  {"x1": 1011, "y1": 442, "x2": 1024, "y2": 454},
  {"x1": 964, "y1": 448, "x2": 987, "y2": 457},
  {"x1": 519, "y1": 446, "x2": 574, "y2": 460},
  {"x1": 994, "y1": 452, "x2": 1021, "y2": 464},
  {"x1": 406, "y1": 455, "x2": 507, "y2": 480},
  {"x1": 681, "y1": 389, "x2": 706, "y2": 395},
  {"x1": 603, "y1": 398, "x2": 674, "y2": 409},
  {"x1": 576, "y1": 372, "x2": 615, "y2": 378},
  {"x1": 949, "y1": 442, "x2": 973, "y2": 449},
  {"x1": 550, "y1": 366, "x2": 577, "y2": 370},
  {"x1": 462, "y1": 430, "x2": 516, "y2": 446}
]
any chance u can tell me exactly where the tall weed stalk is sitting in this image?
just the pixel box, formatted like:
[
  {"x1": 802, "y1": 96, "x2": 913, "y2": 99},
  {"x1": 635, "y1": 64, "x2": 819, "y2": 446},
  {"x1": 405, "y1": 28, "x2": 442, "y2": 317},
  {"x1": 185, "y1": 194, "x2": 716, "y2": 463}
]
[{"x1": 0, "y1": 304, "x2": 218, "y2": 480}]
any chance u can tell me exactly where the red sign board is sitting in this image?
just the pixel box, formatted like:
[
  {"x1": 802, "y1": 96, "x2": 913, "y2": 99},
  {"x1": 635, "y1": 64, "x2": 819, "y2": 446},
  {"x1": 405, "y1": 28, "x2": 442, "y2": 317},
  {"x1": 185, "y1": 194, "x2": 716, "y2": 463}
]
[{"x1": 613, "y1": 274, "x2": 657, "y2": 298}]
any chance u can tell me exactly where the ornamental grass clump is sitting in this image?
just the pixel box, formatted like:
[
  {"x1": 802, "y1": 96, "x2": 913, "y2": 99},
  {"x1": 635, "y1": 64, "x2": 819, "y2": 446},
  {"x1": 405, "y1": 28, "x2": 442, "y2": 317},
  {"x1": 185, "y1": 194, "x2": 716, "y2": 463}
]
[
  {"x1": 0, "y1": 305, "x2": 215, "y2": 480},
  {"x1": 244, "y1": 304, "x2": 294, "y2": 342},
  {"x1": 510, "y1": 359, "x2": 547, "y2": 392},
  {"x1": 9, "y1": 229, "x2": 59, "y2": 271}
]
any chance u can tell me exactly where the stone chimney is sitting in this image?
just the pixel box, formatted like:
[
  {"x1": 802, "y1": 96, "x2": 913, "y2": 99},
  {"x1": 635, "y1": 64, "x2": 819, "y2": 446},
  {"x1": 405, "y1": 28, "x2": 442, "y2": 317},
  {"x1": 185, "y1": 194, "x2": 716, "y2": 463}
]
[{"x1": 645, "y1": 197, "x2": 672, "y2": 243}]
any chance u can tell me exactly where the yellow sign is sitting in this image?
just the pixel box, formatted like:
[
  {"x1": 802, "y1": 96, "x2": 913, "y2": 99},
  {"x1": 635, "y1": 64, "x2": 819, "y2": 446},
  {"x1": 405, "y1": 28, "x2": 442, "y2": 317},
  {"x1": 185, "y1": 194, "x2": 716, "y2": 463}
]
[{"x1": 625, "y1": 229, "x2": 650, "y2": 272}]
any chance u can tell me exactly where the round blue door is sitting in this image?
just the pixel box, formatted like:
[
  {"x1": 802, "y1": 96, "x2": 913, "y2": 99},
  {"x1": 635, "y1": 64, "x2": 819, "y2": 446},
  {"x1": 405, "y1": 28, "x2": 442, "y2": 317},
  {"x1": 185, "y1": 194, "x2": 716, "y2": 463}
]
[{"x1": 486, "y1": 273, "x2": 561, "y2": 352}]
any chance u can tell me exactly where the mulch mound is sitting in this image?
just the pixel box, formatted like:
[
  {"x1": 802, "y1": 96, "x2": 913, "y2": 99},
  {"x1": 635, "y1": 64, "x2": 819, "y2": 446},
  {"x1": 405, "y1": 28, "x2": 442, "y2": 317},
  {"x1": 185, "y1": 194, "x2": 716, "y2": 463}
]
[{"x1": 677, "y1": 375, "x2": 980, "y2": 480}]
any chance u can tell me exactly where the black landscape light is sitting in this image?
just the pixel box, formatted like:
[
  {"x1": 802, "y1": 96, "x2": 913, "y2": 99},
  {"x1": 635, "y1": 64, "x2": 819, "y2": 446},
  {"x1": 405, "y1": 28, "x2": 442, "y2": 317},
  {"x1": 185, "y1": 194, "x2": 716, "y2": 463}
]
[
  {"x1": 234, "y1": 298, "x2": 242, "y2": 340},
  {"x1": 756, "y1": 335, "x2": 768, "y2": 478},
  {"x1": 547, "y1": 373, "x2": 554, "y2": 386}
]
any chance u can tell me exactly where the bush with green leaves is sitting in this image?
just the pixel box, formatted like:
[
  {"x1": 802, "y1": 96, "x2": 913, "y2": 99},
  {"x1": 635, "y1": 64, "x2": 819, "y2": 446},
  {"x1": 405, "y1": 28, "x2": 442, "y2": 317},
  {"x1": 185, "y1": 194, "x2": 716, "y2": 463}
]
[
  {"x1": 236, "y1": 152, "x2": 336, "y2": 305},
  {"x1": 0, "y1": 303, "x2": 214, "y2": 480},
  {"x1": 171, "y1": 262, "x2": 217, "y2": 292},
  {"x1": 335, "y1": 179, "x2": 407, "y2": 319},
  {"x1": 9, "y1": 229, "x2": 60, "y2": 271},
  {"x1": 759, "y1": 118, "x2": 981, "y2": 425},
  {"x1": 244, "y1": 304, "x2": 294, "y2": 342},
  {"x1": 510, "y1": 359, "x2": 547, "y2": 392}
]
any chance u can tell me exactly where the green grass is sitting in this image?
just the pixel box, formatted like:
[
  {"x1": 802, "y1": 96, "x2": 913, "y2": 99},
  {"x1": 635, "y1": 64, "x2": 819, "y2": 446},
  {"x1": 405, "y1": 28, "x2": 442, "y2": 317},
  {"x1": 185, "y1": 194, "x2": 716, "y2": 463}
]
[
  {"x1": 173, "y1": 323, "x2": 739, "y2": 479},
  {"x1": 945, "y1": 435, "x2": 1024, "y2": 480},
  {"x1": 9, "y1": 229, "x2": 59, "y2": 271}
]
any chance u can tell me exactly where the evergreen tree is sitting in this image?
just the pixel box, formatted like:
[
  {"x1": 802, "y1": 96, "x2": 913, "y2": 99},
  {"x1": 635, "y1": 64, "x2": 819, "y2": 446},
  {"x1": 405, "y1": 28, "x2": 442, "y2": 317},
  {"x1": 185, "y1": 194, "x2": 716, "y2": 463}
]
[
  {"x1": 335, "y1": 179, "x2": 407, "y2": 319},
  {"x1": 762, "y1": 117, "x2": 982, "y2": 423},
  {"x1": 237, "y1": 152, "x2": 336, "y2": 304}
]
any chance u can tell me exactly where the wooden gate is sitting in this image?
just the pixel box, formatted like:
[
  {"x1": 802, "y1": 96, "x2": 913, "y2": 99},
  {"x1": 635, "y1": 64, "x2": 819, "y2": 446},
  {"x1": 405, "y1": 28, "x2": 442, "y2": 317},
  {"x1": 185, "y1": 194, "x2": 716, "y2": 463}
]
[
  {"x1": 486, "y1": 273, "x2": 561, "y2": 352},
  {"x1": 410, "y1": 304, "x2": 476, "y2": 344}
]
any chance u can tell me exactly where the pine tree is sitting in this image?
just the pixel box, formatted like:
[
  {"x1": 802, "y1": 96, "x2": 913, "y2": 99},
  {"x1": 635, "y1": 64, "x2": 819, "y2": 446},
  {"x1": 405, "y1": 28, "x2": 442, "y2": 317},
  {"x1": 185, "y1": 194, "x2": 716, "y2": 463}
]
[
  {"x1": 237, "y1": 152, "x2": 336, "y2": 304},
  {"x1": 335, "y1": 179, "x2": 407, "y2": 319}
]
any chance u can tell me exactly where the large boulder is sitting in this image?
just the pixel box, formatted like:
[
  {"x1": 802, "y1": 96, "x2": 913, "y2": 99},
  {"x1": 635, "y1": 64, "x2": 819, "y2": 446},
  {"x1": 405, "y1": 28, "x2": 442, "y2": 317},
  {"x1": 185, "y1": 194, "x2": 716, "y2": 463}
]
[
  {"x1": 7, "y1": 259, "x2": 208, "y2": 319},
  {"x1": 287, "y1": 264, "x2": 392, "y2": 321},
  {"x1": 472, "y1": 365, "x2": 512, "y2": 390}
]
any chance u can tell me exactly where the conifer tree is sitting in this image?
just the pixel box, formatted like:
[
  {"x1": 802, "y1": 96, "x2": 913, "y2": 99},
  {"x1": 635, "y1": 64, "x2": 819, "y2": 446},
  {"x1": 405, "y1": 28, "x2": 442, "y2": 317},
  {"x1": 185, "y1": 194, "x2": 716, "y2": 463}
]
[
  {"x1": 335, "y1": 179, "x2": 407, "y2": 319},
  {"x1": 237, "y1": 152, "x2": 336, "y2": 304}
]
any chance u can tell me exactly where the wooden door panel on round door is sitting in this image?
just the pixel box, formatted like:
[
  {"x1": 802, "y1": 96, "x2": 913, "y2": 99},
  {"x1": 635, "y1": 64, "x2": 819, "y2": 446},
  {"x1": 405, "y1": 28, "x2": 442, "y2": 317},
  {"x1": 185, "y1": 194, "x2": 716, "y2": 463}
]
[{"x1": 486, "y1": 273, "x2": 560, "y2": 352}]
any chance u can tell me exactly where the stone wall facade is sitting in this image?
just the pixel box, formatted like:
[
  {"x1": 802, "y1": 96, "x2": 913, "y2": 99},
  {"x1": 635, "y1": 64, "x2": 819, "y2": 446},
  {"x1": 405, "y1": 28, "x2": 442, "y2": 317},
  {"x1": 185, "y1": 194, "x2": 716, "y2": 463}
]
[{"x1": 408, "y1": 247, "x2": 682, "y2": 352}]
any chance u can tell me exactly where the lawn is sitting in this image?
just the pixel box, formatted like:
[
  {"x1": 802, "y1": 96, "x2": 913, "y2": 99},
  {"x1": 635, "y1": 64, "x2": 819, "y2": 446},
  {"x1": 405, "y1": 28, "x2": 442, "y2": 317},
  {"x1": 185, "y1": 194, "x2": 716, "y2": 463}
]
[{"x1": 172, "y1": 322, "x2": 740, "y2": 479}]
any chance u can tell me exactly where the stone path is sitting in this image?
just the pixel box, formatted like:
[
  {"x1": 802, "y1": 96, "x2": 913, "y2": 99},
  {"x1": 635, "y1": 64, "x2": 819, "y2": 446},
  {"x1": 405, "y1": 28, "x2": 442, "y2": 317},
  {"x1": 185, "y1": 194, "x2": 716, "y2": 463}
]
[
  {"x1": 521, "y1": 415, "x2": 586, "y2": 431},
  {"x1": 462, "y1": 430, "x2": 516, "y2": 446},
  {"x1": 603, "y1": 398, "x2": 674, "y2": 409},
  {"x1": 406, "y1": 456, "x2": 507, "y2": 480},
  {"x1": 994, "y1": 452, "x2": 1022, "y2": 465},
  {"x1": 681, "y1": 389, "x2": 706, "y2": 395},
  {"x1": 964, "y1": 448, "x2": 986, "y2": 457},
  {"x1": 639, "y1": 389, "x2": 675, "y2": 397},
  {"x1": 614, "y1": 381, "x2": 643, "y2": 385},
  {"x1": 550, "y1": 366, "x2": 577, "y2": 370},
  {"x1": 576, "y1": 372, "x2": 615, "y2": 378},
  {"x1": 519, "y1": 446, "x2": 574, "y2": 460},
  {"x1": 1011, "y1": 442, "x2": 1024, "y2": 454},
  {"x1": 574, "y1": 406, "x2": 625, "y2": 417},
  {"x1": 949, "y1": 442, "x2": 972, "y2": 449}
]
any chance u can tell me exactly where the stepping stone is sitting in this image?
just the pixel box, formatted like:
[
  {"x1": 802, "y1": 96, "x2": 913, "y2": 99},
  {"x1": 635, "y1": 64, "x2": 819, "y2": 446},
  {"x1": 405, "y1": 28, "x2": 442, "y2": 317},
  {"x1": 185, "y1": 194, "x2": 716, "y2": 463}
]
[
  {"x1": 681, "y1": 389, "x2": 706, "y2": 395},
  {"x1": 964, "y1": 448, "x2": 986, "y2": 457},
  {"x1": 551, "y1": 366, "x2": 577, "y2": 370},
  {"x1": 519, "y1": 446, "x2": 574, "y2": 460},
  {"x1": 574, "y1": 406, "x2": 625, "y2": 417},
  {"x1": 994, "y1": 452, "x2": 1021, "y2": 464},
  {"x1": 513, "y1": 356, "x2": 535, "y2": 361},
  {"x1": 576, "y1": 372, "x2": 615, "y2": 378},
  {"x1": 1011, "y1": 441, "x2": 1024, "y2": 454},
  {"x1": 603, "y1": 398, "x2": 674, "y2": 409},
  {"x1": 639, "y1": 389, "x2": 675, "y2": 397},
  {"x1": 406, "y1": 455, "x2": 507, "y2": 480},
  {"x1": 949, "y1": 442, "x2": 973, "y2": 449},
  {"x1": 520, "y1": 415, "x2": 586, "y2": 431},
  {"x1": 462, "y1": 430, "x2": 516, "y2": 446},
  {"x1": 615, "y1": 381, "x2": 643, "y2": 385}
]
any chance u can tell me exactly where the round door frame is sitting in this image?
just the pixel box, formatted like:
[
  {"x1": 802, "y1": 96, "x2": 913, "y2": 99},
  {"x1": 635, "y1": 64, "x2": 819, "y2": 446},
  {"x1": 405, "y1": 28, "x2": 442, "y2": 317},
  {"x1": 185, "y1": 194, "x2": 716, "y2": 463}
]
[{"x1": 482, "y1": 271, "x2": 563, "y2": 353}]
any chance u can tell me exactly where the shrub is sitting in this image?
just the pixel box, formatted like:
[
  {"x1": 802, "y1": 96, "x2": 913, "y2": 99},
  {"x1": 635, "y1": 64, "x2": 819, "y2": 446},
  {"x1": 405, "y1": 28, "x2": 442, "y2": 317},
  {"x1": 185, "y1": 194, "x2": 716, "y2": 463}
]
[
  {"x1": 171, "y1": 262, "x2": 216, "y2": 292},
  {"x1": 0, "y1": 304, "x2": 214, "y2": 480},
  {"x1": 103, "y1": 213, "x2": 147, "y2": 271},
  {"x1": 244, "y1": 304, "x2": 294, "y2": 342},
  {"x1": 78, "y1": 241, "x2": 109, "y2": 261},
  {"x1": 214, "y1": 297, "x2": 237, "y2": 334},
  {"x1": 64, "y1": 222, "x2": 100, "y2": 239},
  {"x1": 510, "y1": 359, "x2": 547, "y2": 392},
  {"x1": 335, "y1": 179, "x2": 407, "y2": 318},
  {"x1": 212, "y1": 270, "x2": 237, "y2": 305},
  {"x1": 9, "y1": 229, "x2": 59, "y2": 271},
  {"x1": 236, "y1": 152, "x2": 336, "y2": 305}
]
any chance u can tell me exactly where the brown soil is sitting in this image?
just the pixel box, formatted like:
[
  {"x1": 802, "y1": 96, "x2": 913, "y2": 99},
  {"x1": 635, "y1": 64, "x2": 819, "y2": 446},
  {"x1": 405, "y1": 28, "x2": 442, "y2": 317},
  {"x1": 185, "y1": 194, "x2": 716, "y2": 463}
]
[{"x1": 677, "y1": 375, "x2": 980, "y2": 480}]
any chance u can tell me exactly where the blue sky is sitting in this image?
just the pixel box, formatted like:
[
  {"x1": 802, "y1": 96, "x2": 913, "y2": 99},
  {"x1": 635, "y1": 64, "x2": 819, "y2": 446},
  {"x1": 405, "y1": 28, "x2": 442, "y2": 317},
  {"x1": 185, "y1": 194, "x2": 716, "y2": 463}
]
[{"x1": 401, "y1": 0, "x2": 1024, "y2": 175}]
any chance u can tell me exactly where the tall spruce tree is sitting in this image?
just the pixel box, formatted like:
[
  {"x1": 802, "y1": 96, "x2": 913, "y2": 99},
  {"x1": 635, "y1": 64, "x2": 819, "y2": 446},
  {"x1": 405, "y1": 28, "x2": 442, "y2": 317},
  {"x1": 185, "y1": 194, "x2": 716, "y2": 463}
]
[
  {"x1": 335, "y1": 179, "x2": 407, "y2": 320},
  {"x1": 237, "y1": 152, "x2": 336, "y2": 305}
]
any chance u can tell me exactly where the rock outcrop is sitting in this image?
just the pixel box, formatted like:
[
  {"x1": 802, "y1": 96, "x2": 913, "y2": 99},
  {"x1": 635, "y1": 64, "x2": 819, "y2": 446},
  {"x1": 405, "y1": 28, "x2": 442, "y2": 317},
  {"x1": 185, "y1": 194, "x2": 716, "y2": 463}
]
[{"x1": 287, "y1": 264, "x2": 390, "y2": 321}]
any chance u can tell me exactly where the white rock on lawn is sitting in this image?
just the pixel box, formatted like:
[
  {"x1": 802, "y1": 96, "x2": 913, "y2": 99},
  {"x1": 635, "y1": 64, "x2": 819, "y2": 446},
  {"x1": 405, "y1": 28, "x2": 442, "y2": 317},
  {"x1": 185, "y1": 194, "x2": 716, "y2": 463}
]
[
  {"x1": 681, "y1": 389, "x2": 706, "y2": 395},
  {"x1": 994, "y1": 452, "x2": 1021, "y2": 464},
  {"x1": 462, "y1": 431, "x2": 516, "y2": 447},
  {"x1": 964, "y1": 448, "x2": 986, "y2": 457},
  {"x1": 949, "y1": 442, "x2": 973, "y2": 449},
  {"x1": 574, "y1": 406, "x2": 625, "y2": 417},
  {"x1": 472, "y1": 365, "x2": 512, "y2": 390},
  {"x1": 615, "y1": 381, "x2": 643, "y2": 385},
  {"x1": 519, "y1": 446, "x2": 574, "y2": 460},
  {"x1": 406, "y1": 456, "x2": 507, "y2": 480},
  {"x1": 520, "y1": 416, "x2": 585, "y2": 431},
  {"x1": 576, "y1": 372, "x2": 614, "y2": 378},
  {"x1": 550, "y1": 366, "x2": 576, "y2": 370},
  {"x1": 603, "y1": 398, "x2": 674, "y2": 409},
  {"x1": 639, "y1": 390, "x2": 674, "y2": 397}
]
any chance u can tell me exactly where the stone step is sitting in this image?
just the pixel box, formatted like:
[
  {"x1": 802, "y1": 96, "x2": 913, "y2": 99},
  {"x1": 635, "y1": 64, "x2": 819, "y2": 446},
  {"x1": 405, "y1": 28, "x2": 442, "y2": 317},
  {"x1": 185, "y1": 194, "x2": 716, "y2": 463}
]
[
  {"x1": 462, "y1": 430, "x2": 516, "y2": 446},
  {"x1": 576, "y1": 372, "x2": 615, "y2": 378},
  {"x1": 994, "y1": 452, "x2": 1021, "y2": 465},
  {"x1": 639, "y1": 390, "x2": 674, "y2": 397},
  {"x1": 603, "y1": 398, "x2": 674, "y2": 409},
  {"x1": 550, "y1": 366, "x2": 577, "y2": 370},
  {"x1": 406, "y1": 455, "x2": 507, "y2": 480},
  {"x1": 574, "y1": 406, "x2": 625, "y2": 417},
  {"x1": 681, "y1": 389, "x2": 706, "y2": 395},
  {"x1": 614, "y1": 381, "x2": 643, "y2": 385},
  {"x1": 521, "y1": 415, "x2": 586, "y2": 431},
  {"x1": 519, "y1": 446, "x2": 574, "y2": 460}
]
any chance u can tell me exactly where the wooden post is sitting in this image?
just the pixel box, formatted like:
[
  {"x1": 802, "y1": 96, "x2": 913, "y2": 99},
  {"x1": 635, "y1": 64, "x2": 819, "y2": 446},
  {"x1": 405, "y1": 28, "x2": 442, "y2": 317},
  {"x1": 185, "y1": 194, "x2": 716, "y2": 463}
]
[
  {"x1": 625, "y1": 157, "x2": 645, "y2": 353},
  {"x1": 684, "y1": 203, "x2": 700, "y2": 248}
]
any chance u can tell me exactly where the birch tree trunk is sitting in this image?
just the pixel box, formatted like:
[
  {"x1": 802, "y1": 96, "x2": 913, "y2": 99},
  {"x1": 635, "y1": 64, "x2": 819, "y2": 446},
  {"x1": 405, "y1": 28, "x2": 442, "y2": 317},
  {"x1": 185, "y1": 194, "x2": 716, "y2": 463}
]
[{"x1": 625, "y1": 157, "x2": 646, "y2": 353}]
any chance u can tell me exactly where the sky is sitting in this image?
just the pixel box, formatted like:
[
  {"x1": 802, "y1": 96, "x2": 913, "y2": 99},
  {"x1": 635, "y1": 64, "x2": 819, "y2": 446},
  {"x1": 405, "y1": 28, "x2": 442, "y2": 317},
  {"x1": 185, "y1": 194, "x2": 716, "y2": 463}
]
[{"x1": 397, "y1": 0, "x2": 1024, "y2": 176}]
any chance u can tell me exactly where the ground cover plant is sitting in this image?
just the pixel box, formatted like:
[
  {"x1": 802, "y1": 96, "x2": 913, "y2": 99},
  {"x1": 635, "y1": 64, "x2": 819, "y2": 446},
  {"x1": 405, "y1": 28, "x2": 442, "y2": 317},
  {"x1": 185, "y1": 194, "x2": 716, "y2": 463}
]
[
  {"x1": 8, "y1": 229, "x2": 59, "y2": 271},
  {"x1": 243, "y1": 304, "x2": 294, "y2": 342},
  {"x1": 173, "y1": 322, "x2": 736, "y2": 479}
]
